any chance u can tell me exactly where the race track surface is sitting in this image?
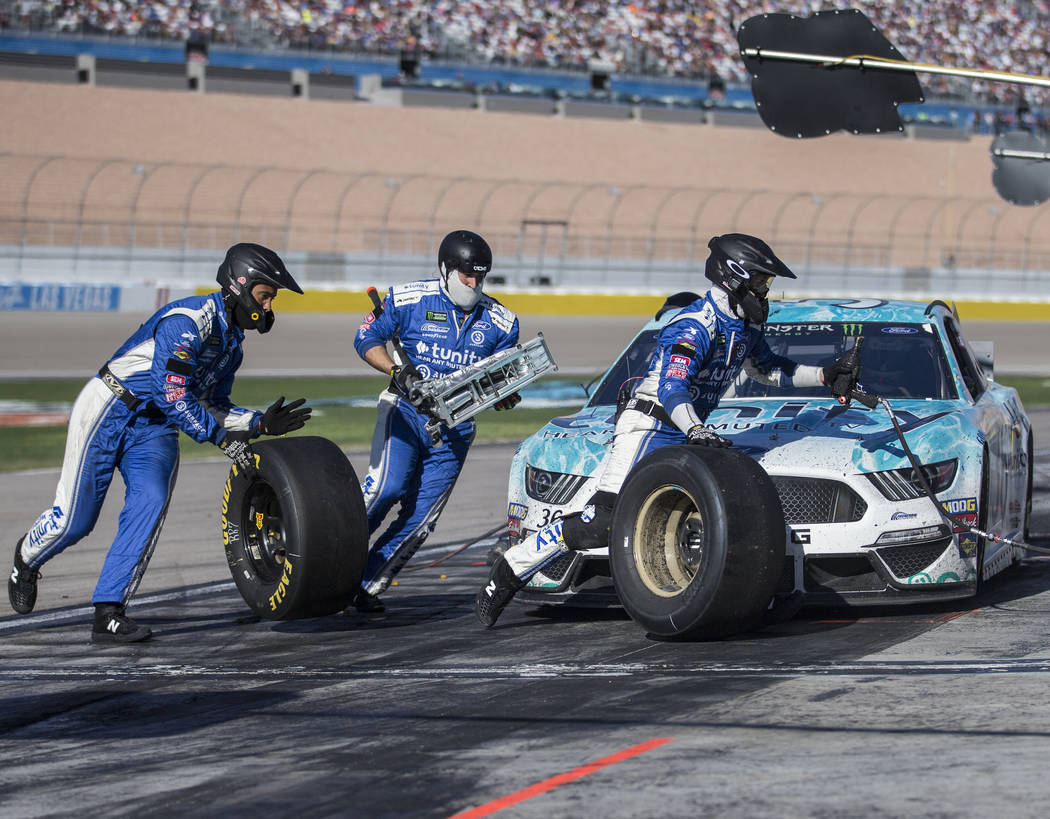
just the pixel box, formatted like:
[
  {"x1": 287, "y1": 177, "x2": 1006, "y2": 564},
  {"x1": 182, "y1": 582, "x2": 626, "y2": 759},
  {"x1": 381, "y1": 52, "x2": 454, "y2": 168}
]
[{"x1": 3, "y1": 315, "x2": 1050, "y2": 816}]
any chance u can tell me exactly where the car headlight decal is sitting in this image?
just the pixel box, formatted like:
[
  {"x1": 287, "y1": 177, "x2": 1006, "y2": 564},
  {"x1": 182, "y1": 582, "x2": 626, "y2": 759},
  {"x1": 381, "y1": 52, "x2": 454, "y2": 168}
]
[
  {"x1": 525, "y1": 466, "x2": 589, "y2": 505},
  {"x1": 865, "y1": 459, "x2": 958, "y2": 501}
]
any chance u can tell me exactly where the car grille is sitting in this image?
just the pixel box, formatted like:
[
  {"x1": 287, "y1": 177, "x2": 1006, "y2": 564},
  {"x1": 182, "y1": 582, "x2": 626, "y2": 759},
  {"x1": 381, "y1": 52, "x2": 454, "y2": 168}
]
[
  {"x1": 539, "y1": 552, "x2": 577, "y2": 582},
  {"x1": 771, "y1": 477, "x2": 867, "y2": 524},
  {"x1": 874, "y1": 540, "x2": 952, "y2": 578}
]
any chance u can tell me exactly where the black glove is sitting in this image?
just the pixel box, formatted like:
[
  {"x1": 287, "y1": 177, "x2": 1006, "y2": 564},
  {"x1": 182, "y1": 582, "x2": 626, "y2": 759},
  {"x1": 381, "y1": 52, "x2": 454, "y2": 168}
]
[
  {"x1": 260, "y1": 396, "x2": 311, "y2": 436},
  {"x1": 391, "y1": 363, "x2": 422, "y2": 399},
  {"x1": 220, "y1": 430, "x2": 257, "y2": 478},
  {"x1": 822, "y1": 349, "x2": 861, "y2": 405},
  {"x1": 686, "y1": 425, "x2": 731, "y2": 447},
  {"x1": 493, "y1": 392, "x2": 521, "y2": 411}
]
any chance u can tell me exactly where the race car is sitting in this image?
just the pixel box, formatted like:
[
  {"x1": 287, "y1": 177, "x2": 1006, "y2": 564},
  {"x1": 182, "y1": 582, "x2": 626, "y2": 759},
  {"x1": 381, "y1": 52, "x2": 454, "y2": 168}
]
[{"x1": 508, "y1": 296, "x2": 1034, "y2": 609}]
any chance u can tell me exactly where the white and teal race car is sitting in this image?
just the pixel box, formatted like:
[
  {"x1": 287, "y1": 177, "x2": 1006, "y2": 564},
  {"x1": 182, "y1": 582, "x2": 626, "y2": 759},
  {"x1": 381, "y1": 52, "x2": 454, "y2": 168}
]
[{"x1": 509, "y1": 296, "x2": 1033, "y2": 615}]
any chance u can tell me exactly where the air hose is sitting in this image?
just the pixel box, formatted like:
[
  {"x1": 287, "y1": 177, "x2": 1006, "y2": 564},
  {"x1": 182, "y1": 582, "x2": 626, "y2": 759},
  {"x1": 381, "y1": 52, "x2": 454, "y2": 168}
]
[{"x1": 862, "y1": 390, "x2": 1049, "y2": 557}]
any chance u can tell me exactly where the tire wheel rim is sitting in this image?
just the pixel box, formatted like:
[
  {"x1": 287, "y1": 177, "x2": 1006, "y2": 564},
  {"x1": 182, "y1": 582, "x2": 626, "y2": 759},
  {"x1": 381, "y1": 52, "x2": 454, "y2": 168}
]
[
  {"x1": 243, "y1": 481, "x2": 287, "y2": 584},
  {"x1": 632, "y1": 485, "x2": 705, "y2": 597}
]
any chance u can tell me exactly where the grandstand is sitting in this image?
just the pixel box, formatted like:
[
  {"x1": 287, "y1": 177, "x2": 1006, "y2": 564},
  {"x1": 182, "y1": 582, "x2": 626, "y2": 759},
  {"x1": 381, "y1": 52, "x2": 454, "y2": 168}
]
[
  {"x1": 3, "y1": 1, "x2": 1050, "y2": 105},
  {"x1": 2, "y1": 1, "x2": 1050, "y2": 314}
]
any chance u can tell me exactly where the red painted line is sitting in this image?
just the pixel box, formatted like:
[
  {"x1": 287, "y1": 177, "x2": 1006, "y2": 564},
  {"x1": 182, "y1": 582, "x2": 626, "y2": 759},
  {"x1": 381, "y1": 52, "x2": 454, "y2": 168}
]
[{"x1": 448, "y1": 737, "x2": 673, "y2": 819}]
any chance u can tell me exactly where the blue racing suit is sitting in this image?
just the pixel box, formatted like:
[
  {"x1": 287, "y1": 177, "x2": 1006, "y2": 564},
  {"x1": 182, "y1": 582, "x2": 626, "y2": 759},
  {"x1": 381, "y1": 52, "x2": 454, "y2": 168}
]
[
  {"x1": 21, "y1": 292, "x2": 262, "y2": 604},
  {"x1": 500, "y1": 288, "x2": 824, "y2": 581},
  {"x1": 354, "y1": 279, "x2": 519, "y2": 594}
]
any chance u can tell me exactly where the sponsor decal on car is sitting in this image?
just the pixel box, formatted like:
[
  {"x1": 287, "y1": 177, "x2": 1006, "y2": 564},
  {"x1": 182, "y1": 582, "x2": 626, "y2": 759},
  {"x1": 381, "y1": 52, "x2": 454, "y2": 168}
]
[
  {"x1": 957, "y1": 533, "x2": 978, "y2": 557},
  {"x1": 255, "y1": 512, "x2": 265, "y2": 530},
  {"x1": 508, "y1": 502, "x2": 528, "y2": 520},
  {"x1": 891, "y1": 511, "x2": 917, "y2": 520},
  {"x1": 942, "y1": 497, "x2": 978, "y2": 532},
  {"x1": 882, "y1": 326, "x2": 919, "y2": 334}
]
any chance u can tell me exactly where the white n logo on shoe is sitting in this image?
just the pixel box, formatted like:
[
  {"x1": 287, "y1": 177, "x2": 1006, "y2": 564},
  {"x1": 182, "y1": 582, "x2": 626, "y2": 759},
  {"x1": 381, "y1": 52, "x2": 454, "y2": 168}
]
[
  {"x1": 107, "y1": 619, "x2": 120, "y2": 634},
  {"x1": 485, "y1": 580, "x2": 496, "y2": 597},
  {"x1": 10, "y1": 567, "x2": 17, "y2": 584}
]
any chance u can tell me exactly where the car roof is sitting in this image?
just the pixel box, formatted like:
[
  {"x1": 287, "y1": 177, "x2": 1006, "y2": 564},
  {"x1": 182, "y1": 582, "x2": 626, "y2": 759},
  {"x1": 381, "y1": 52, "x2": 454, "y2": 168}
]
[{"x1": 764, "y1": 298, "x2": 949, "y2": 324}]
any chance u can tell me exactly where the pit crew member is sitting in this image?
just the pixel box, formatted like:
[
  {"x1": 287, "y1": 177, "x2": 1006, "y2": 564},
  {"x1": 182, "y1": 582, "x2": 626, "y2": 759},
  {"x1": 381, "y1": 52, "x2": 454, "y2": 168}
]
[
  {"x1": 8, "y1": 243, "x2": 312, "y2": 643},
  {"x1": 354, "y1": 229, "x2": 520, "y2": 612},
  {"x1": 476, "y1": 233, "x2": 860, "y2": 627}
]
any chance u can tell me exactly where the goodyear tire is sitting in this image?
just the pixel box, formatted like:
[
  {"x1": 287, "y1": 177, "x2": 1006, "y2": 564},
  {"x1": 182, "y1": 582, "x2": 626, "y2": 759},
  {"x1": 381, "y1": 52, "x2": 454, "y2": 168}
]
[
  {"x1": 222, "y1": 436, "x2": 367, "y2": 620},
  {"x1": 609, "y1": 445, "x2": 785, "y2": 640}
]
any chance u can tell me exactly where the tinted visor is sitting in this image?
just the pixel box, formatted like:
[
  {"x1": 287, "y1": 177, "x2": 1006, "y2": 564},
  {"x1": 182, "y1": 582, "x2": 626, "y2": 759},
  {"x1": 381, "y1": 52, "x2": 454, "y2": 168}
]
[
  {"x1": 750, "y1": 273, "x2": 774, "y2": 296},
  {"x1": 452, "y1": 262, "x2": 488, "y2": 282}
]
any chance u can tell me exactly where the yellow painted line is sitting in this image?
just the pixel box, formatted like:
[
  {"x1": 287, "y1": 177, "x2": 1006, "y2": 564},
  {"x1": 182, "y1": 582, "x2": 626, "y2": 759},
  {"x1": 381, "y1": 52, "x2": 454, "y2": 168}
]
[
  {"x1": 195, "y1": 288, "x2": 1050, "y2": 319},
  {"x1": 953, "y1": 301, "x2": 1050, "y2": 321}
]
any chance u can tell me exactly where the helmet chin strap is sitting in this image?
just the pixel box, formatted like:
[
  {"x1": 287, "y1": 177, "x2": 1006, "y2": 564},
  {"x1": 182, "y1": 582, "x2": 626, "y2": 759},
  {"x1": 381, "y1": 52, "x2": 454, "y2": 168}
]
[{"x1": 440, "y1": 265, "x2": 482, "y2": 311}]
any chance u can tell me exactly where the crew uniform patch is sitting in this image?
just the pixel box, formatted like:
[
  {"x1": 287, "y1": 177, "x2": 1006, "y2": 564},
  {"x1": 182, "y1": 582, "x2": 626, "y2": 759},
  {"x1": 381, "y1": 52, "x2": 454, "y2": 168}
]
[{"x1": 166, "y1": 357, "x2": 193, "y2": 375}]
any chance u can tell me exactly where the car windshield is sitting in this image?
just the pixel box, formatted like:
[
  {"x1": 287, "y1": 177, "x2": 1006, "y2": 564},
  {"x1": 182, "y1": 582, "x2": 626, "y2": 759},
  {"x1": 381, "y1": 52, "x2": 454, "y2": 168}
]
[
  {"x1": 586, "y1": 321, "x2": 958, "y2": 406},
  {"x1": 730, "y1": 321, "x2": 958, "y2": 400},
  {"x1": 587, "y1": 329, "x2": 658, "y2": 407}
]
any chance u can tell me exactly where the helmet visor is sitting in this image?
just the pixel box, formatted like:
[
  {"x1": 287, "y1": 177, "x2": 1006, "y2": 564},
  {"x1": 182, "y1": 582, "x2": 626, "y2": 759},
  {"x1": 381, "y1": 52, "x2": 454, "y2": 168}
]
[
  {"x1": 750, "y1": 273, "x2": 774, "y2": 296},
  {"x1": 450, "y1": 263, "x2": 487, "y2": 283}
]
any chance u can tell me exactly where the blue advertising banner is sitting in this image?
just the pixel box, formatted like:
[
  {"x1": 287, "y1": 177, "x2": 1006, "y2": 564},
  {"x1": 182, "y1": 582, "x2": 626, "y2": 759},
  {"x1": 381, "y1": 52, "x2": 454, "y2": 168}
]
[{"x1": 0, "y1": 284, "x2": 120, "y2": 312}]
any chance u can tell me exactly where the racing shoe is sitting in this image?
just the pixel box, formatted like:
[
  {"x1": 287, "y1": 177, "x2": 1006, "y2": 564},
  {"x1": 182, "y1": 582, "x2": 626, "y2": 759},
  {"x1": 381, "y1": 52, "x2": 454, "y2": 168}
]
[
  {"x1": 91, "y1": 603, "x2": 152, "y2": 644},
  {"x1": 353, "y1": 589, "x2": 385, "y2": 613},
  {"x1": 8, "y1": 536, "x2": 39, "y2": 615},
  {"x1": 474, "y1": 557, "x2": 525, "y2": 628}
]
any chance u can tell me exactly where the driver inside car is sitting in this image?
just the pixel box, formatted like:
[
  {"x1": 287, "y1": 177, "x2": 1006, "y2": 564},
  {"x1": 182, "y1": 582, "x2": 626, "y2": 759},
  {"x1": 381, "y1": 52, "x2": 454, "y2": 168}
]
[{"x1": 475, "y1": 233, "x2": 862, "y2": 628}]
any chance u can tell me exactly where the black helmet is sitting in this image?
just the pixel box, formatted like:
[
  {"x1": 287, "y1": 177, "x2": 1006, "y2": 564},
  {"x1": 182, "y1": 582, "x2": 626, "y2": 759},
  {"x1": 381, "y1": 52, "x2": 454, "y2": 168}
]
[
  {"x1": 704, "y1": 233, "x2": 796, "y2": 324},
  {"x1": 438, "y1": 230, "x2": 492, "y2": 280},
  {"x1": 216, "y1": 243, "x2": 302, "y2": 333}
]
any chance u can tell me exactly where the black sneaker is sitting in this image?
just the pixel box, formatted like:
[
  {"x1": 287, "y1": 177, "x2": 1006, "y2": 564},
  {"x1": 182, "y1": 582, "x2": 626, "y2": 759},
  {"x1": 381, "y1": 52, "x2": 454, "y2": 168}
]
[
  {"x1": 474, "y1": 557, "x2": 525, "y2": 628},
  {"x1": 354, "y1": 589, "x2": 385, "y2": 613},
  {"x1": 8, "y1": 536, "x2": 39, "y2": 615},
  {"x1": 91, "y1": 603, "x2": 152, "y2": 644}
]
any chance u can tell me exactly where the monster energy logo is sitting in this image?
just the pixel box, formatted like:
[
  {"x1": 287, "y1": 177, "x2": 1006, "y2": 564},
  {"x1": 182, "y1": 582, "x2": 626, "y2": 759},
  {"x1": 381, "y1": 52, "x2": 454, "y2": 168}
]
[{"x1": 842, "y1": 323, "x2": 864, "y2": 336}]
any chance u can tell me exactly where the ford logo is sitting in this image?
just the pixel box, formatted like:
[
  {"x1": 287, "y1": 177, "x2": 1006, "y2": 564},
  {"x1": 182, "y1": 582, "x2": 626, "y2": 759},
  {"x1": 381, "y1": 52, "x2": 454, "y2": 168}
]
[{"x1": 881, "y1": 326, "x2": 919, "y2": 334}]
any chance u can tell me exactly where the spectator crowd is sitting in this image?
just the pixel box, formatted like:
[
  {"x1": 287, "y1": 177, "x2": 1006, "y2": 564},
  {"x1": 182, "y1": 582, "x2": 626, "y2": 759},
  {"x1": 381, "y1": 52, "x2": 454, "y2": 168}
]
[{"x1": 3, "y1": 1, "x2": 1049, "y2": 103}]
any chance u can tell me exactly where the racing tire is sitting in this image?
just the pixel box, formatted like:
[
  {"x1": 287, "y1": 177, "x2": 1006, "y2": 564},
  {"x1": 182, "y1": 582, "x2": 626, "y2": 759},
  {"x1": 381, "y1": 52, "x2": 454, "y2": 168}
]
[
  {"x1": 609, "y1": 445, "x2": 785, "y2": 640},
  {"x1": 222, "y1": 436, "x2": 368, "y2": 620}
]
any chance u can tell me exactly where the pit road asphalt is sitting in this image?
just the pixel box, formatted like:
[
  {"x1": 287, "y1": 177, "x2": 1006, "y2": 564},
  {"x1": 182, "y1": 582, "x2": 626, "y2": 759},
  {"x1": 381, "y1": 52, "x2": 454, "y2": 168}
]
[{"x1": 2, "y1": 313, "x2": 1050, "y2": 818}]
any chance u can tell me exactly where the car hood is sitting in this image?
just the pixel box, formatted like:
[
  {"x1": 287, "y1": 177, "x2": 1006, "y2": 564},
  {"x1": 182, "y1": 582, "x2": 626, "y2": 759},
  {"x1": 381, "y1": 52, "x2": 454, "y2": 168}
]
[{"x1": 521, "y1": 399, "x2": 973, "y2": 477}]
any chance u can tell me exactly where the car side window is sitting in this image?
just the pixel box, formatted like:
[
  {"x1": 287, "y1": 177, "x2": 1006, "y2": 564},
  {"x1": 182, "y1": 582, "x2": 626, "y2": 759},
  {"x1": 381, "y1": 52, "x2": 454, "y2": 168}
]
[
  {"x1": 588, "y1": 330, "x2": 658, "y2": 407},
  {"x1": 943, "y1": 318, "x2": 986, "y2": 401}
]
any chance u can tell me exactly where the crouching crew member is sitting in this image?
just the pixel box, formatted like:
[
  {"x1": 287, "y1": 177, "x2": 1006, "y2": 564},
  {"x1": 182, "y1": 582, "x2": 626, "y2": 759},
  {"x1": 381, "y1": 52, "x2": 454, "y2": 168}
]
[{"x1": 475, "y1": 233, "x2": 861, "y2": 627}]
